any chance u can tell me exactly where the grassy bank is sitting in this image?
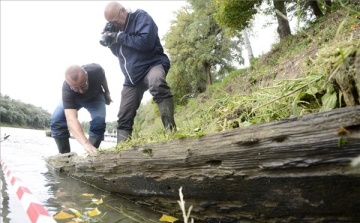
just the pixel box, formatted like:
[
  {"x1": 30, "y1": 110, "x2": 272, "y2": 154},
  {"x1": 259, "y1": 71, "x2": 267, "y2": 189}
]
[{"x1": 111, "y1": 4, "x2": 359, "y2": 151}]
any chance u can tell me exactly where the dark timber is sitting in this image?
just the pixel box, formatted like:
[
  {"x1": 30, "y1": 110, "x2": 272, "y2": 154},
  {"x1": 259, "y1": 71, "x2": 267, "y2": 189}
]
[{"x1": 46, "y1": 106, "x2": 360, "y2": 222}]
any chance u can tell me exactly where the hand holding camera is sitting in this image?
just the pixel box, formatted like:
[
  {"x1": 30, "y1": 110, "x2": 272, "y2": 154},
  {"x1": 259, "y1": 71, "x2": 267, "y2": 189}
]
[{"x1": 99, "y1": 22, "x2": 118, "y2": 47}]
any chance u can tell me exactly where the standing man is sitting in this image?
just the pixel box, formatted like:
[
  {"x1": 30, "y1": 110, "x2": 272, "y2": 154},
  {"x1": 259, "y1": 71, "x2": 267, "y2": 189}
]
[
  {"x1": 50, "y1": 63, "x2": 112, "y2": 154},
  {"x1": 103, "y1": 2, "x2": 177, "y2": 143}
]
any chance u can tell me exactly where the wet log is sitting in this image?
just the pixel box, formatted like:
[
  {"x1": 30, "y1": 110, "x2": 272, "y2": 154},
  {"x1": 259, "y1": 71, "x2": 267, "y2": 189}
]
[{"x1": 46, "y1": 106, "x2": 360, "y2": 222}]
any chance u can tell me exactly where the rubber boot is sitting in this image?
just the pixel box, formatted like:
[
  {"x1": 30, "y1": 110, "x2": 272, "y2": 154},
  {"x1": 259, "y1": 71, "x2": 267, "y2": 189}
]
[
  {"x1": 89, "y1": 137, "x2": 102, "y2": 148},
  {"x1": 157, "y1": 97, "x2": 177, "y2": 133},
  {"x1": 117, "y1": 129, "x2": 132, "y2": 144},
  {"x1": 54, "y1": 137, "x2": 70, "y2": 154}
]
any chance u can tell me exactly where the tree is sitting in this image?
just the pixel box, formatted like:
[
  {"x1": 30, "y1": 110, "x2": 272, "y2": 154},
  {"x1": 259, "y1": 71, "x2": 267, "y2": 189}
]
[
  {"x1": 81, "y1": 122, "x2": 90, "y2": 133},
  {"x1": 214, "y1": 0, "x2": 259, "y2": 63},
  {"x1": 214, "y1": 0, "x2": 293, "y2": 41},
  {"x1": 325, "y1": 1, "x2": 332, "y2": 14},
  {"x1": 273, "y1": 0, "x2": 292, "y2": 40},
  {"x1": 164, "y1": 8, "x2": 195, "y2": 105},
  {"x1": 106, "y1": 121, "x2": 117, "y2": 134},
  {"x1": 0, "y1": 94, "x2": 51, "y2": 129},
  {"x1": 308, "y1": 0, "x2": 324, "y2": 18},
  {"x1": 213, "y1": 0, "x2": 262, "y2": 34},
  {"x1": 242, "y1": 29, "x2": 254, "y2": 63},
  {"x1": 164, "y1": 0, "x2": 242, "y2": 104},
  {"x1": 286, "y1": 0, "x2": 334, "y2": 25}
]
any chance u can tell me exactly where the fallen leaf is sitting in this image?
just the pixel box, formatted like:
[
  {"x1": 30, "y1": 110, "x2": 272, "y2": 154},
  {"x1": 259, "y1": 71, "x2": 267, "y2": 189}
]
[
  {"x1": 86, "y1": 208, "x2": 101, "y2": 217},
  {"x1": 337, "y1": 126, "x2": 350, "y2": 135},
  {"x1": 82, "y1": 193, "x2": 94, "y2": 197},
  {"x1": 159, "y1": 214, "x2": 179, "y2": 222},
  {"x1": 72, "y1": 218, "x2": 83, "y2": 223},
  {"x1": 68, "y1": 208, "x2": 81, "y2": 218},
  {"x1": 91, "y1": 198, "x2": 103, "y2": 205},
  {"x1": 54, "y1": 211, "x2": 75, "y2": 219}
]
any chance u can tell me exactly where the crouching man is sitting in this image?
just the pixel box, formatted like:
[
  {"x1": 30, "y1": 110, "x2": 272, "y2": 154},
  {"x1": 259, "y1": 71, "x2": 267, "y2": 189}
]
[{"x1": 50, "y1": 63, "x2": 112, "y2": 154}]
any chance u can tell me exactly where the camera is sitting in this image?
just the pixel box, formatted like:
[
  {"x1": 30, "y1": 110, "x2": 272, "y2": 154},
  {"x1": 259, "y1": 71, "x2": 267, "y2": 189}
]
[{"x1": 99, "y1": 22, "x2": 117, "y2": 47}]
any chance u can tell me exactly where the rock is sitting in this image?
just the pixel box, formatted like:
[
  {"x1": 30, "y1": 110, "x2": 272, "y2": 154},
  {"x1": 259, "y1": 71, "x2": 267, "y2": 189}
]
[
  {"x1": 46, "y1": 106, "x2": 360, "y2": 222},
  {"x1": 45, "y1": 130, "x2": 51, "y2": 137}
]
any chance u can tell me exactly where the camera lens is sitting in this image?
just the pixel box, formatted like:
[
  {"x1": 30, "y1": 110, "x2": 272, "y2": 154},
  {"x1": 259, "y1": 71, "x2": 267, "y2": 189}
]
[
  {"x1": 100, "y1": 35, "x2": 109, "y2": 47},
  {"x1": 100, "y1": 22, "x2": 116, "y2": 47}
]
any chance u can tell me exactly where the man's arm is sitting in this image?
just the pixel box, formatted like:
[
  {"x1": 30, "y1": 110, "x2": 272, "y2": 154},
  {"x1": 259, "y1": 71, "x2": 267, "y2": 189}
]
[
  {"x1": 115, "y1": 13, "x2": 158, "y2": 52},
  {"x1": 102, "y1": 76, "x2": 113, "y2": 105},
  {"x1": 64, "y1": 109, "x2": 97, "y2": 153}
]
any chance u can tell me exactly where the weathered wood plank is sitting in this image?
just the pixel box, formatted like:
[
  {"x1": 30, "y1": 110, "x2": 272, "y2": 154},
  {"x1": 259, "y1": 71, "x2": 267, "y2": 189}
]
[{"x1": 46, "y1": 106, "x2": 360, "y2": 222}]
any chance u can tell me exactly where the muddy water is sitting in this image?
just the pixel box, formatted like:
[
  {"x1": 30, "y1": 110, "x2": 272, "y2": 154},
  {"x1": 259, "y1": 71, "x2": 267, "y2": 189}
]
[{"x1": 0, "y1": 127, "x2": 161, "y2": 223}]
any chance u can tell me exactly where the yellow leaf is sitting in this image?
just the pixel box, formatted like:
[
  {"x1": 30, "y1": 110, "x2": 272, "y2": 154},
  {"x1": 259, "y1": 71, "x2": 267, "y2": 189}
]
[
  {"x1": 159, "y1": 214, "x2": 179, "y2": 222},
  {"x1": 68, "y1": 208, "x2": 81, "y2": 218},
  {"x1": 91, "y1": 198, "x2": 103, "y2": 205},
  {"x1": 82, "y1": 193, "x2": 94, "y2": 197},
  {"x1": 86, "y1": 208, "x2": 101, "y2": 217},
  {"x1": 53, "y1": 211, "x2": 75, "y2": 219}
]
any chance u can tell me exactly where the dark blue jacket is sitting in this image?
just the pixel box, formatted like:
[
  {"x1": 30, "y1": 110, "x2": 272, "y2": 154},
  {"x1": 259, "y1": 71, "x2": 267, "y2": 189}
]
[{"x1": 110, "y1": 9, "x2": 170, "y2": 86}]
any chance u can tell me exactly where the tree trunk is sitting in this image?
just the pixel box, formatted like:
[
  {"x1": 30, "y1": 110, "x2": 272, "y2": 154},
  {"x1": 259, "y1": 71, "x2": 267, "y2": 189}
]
[
  {"x1": 309, "y1": 0, "x2": 324, "y2": 18},
  {"x1": 242, "y1": 29, "x2": 254, "y2": 63},
  {"x1": 46, "y1": 106, "x2": 360, "y2": 222},
  {"x1": 273, "y1": 0, "x2": 292, "y2": 40},
  {"x1": 205, "y1": 62, "x2": 212, "y2": 85},
  {"x1": 356, "y1": 49, "x2": 360, "y2": 103},
  {"x1": 329, "y1": 49, "x2": 360, "y2": 106},
  {"x1": 325, "y1": 0, "x2": 332, "y2": 14}
]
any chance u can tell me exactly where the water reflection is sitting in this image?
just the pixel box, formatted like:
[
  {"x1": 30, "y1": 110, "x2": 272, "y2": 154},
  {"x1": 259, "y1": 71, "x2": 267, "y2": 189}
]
[
  {"x1": 43, "y1": 167, "x2": 161, "y2": 222},
  {"x1": 0, "y1": 127, "x2": 161, "y2": 223}
]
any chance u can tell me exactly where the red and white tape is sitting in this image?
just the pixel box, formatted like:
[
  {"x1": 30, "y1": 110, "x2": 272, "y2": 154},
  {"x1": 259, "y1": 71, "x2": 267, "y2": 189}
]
[{"x1": 0, "y1": 159, "x2": 57, "y2": 223}]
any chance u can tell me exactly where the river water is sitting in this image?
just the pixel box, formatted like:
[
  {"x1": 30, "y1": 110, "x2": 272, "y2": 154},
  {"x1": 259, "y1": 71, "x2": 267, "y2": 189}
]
[{"x1": 0, "y1": 127, "x2": 162, "y2": 223}]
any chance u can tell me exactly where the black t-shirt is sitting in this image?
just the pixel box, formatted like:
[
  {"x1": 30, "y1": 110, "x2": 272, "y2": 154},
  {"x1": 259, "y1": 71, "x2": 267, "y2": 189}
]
[{"x1": 62, "y1": 63, "x2": 105, "y2": 109}]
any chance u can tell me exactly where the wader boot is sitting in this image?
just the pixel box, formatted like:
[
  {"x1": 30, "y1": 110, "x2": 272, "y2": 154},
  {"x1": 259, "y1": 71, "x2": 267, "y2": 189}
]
[
  {"x1": 117, "y1": 129, "x2": 132, "y2": 144},
  {"x1": 89, "y1": 137, "x2": 102, "y2": 148},
  {"x1": 157, "y1": 97, "x2": 177, "y2": 133},
  {"x1": 54, "y1": 137, "x2": 70, "y2": 154}
]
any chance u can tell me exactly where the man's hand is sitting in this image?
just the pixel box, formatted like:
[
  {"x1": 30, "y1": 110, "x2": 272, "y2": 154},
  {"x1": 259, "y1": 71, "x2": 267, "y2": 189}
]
[
  {"x1": 108, "y1": 32, "x2": 118, "y2": 45},
  {"x1": 83, "y1": 142, "x2": 97, "y2": 154},
  {"x1": 105, "y1": 92, "x2": 113, "y2": 105},
  {"x1": 65, "y1": 109, "x2": 98, "y2": 154}
]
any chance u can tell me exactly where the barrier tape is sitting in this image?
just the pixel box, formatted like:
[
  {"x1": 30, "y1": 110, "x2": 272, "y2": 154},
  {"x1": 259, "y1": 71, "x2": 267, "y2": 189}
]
[{"x1": 0, "y1": 159, "x2": 57, "y2": 223}]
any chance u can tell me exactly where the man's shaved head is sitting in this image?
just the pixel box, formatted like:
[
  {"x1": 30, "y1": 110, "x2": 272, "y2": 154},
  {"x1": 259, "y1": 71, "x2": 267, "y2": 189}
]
[
  {"x1": 104, "y1": 2, "x2": 123, "y2": 21},
  {"x1": 65, "y1": 65, "x2": 85, "y2": 82}
]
